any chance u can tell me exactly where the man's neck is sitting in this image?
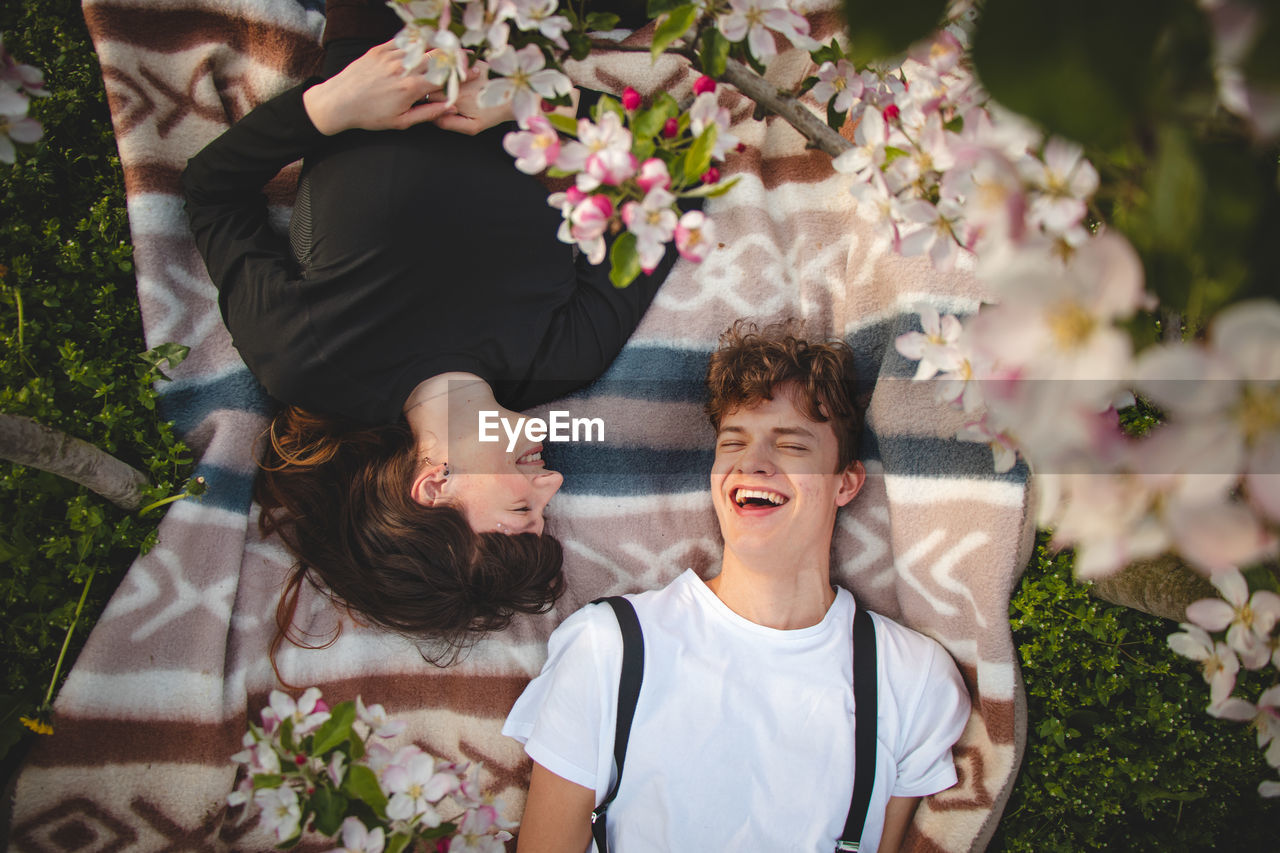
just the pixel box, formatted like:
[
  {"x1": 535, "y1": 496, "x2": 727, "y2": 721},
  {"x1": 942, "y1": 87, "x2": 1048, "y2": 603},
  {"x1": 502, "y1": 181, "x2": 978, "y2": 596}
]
[{"x1": 705, "y1": 552, "x2": 836, "y2": 630}]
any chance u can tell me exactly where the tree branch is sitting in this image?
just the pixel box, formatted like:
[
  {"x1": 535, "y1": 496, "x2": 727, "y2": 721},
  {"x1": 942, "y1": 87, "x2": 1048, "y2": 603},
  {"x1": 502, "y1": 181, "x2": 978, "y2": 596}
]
[
  {"x1": 0, "y1": 413, "x2": 149, "y2": 510},
  {"x1": 585, "y1": 41, "x2": 854, "y2": 159},
  {"x1": 716, "y1": 57, "x2": 853, "y2": 159}
]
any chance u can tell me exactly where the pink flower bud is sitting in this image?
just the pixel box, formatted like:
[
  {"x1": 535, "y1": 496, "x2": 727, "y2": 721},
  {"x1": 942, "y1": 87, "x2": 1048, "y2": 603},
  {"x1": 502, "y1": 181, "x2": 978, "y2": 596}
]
[
  {"x1": 313, "y1": 699, "x2": 330, "y2": 714},
  {"x1": 693, "y1": 75, "x2": 717, "y2": 96},
  {"x1": 701, "y1": 166, "x2": 721, "y2": 184},
  {"x1": 436, "y1": 839, "x2": 452, "y2": 853},
  {"x1": 565, "y1": 186, "x2": 587, "y2": 205},
  {"x1": 636, "y1": 158, "x2": 671, "y2": 193},
  {"x1": 588, "y1": 194, "x2": 614, "y2": 219},
  {"x1": 622, "y1": 87, "x2": 641, "y2": 111},
  {"x1": 295, "y1": 754, "x2": 307, "y2": 766},
  {"x1": 882, "y1": 104, "x2": 900, "y2": 122},
  {"x1": 662, "y1": 118, "x2": 679, "y2": 138},
  {"x1": 735, "y1": 142, "x2": 747, "y2": 153},
  {"x1": 540, "y1": 99, "x2": 556, "y2": 113}
]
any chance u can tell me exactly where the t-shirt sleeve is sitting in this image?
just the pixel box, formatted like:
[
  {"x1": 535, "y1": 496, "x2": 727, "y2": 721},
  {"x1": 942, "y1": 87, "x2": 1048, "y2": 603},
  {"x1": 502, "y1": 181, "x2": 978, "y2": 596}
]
[
  {"x1": 891, "y1": 635, "x2": 971, "y2": 798},
  {"x1": 502, "y1": 604, "x2": 622, "y2": 794}
]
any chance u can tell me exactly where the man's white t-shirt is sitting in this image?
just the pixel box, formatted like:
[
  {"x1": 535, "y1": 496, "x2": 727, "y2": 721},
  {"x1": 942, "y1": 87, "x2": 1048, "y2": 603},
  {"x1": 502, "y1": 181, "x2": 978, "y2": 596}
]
[{"x1": 503, "y1": 569, "x2": 970, "y2": 852}]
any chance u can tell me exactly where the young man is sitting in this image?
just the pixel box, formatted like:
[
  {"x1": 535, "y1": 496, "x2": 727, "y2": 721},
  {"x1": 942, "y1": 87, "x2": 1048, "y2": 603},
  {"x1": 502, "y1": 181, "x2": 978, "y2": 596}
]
[{"x1": 502, "y1": 323, "x2": 970, "y2": 852}]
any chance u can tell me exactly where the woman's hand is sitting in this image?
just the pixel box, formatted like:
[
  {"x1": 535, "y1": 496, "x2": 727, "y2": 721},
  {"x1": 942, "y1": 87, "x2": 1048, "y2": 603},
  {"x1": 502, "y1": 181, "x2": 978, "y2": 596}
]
[
  {"x1": 302, "y1": 40, "x2": 456, "y2": 136},
  {"x1": 432, "y1": 61, "x2": 518, "y2": 136}
]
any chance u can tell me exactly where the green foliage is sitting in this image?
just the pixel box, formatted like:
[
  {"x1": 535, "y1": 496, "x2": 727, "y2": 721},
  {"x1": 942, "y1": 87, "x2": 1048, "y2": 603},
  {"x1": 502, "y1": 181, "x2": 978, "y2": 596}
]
[
  {"x1": 841, "y1": 0, "x2": 949, "y2": 66},
  {"x1": 991, "y1": 538, "x2": 1280, "y2": 851},
  {"x1": 0, "y1": 0, "x2": 192, "y2": 774}
]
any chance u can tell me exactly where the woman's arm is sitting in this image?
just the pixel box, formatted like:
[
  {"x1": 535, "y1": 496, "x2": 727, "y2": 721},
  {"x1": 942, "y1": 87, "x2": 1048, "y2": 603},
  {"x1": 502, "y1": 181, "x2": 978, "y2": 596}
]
[
  {"x1": 181, "y1": 40, "x2": 454, "y2": 300},
  {"x1": 878, "y1": 796, "x2": 920, "y2": 852},
  {"x1": 516, "y1": 762, "x2": 596, "y2": 853}
]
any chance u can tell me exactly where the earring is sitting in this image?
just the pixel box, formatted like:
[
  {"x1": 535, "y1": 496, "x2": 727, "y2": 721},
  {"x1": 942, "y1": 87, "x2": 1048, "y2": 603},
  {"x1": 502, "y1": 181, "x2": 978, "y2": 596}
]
[{"x1": 424, "y1": 457, "x2": 450, "y2": 479}]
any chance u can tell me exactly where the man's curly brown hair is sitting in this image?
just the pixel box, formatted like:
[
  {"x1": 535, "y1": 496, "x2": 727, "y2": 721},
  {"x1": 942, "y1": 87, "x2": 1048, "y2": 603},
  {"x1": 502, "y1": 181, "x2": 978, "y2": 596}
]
[{"x1": 705, "y1": 320, "x2": 864, "y2": 472}]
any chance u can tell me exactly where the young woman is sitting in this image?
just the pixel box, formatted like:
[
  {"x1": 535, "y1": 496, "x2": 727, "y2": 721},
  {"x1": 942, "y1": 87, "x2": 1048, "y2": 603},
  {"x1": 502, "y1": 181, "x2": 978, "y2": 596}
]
[{"x1": 181, "y1": 1, "x2": 685, "y2": 656}]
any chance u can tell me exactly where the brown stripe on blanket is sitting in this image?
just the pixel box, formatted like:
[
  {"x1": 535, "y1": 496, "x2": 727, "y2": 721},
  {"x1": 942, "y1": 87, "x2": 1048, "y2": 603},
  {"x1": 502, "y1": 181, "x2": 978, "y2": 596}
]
[
  {"x1": 730, "y1": 141, "x2": 840, "y2": 189},
  {"x1": 83, "y1": 5, "x2": 323, "y2": 80},
  {"x1": 20, "y1": 717, "x2": 244, "y2": 768},
  {"x1": 121, "y1": 161, "x2": 300, "y2": 205},
  {"x1": 246, "y1": 673, "x2": 534, "y2": 723}
]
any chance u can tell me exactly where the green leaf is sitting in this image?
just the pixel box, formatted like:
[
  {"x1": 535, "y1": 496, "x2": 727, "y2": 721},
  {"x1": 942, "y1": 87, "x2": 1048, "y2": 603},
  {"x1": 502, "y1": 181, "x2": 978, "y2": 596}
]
[
  {"x1": 594, "y1": 95, "x2": 625, "y2": 125},
  {"x1": 683, "y1": 175, "x2": 741, "y2": 198},
  {"x1": 309, "y1": 787, "x2": 349, "y2": 836},
  {"x1": 632, "y1": 97, "x2": 678, "y2": 141},
  {"x1": 647, "y1": 0, "x2": 689, "y2": 15},
  {"x1": 652, "y1": 5, "x2": 699, "y2": 61},
  {"x1": 827, "y1": 101, "x2": 847, "y2": 131},
  {"x1": 609, "y1": 232, "x2": 642, "y2": 289},
  {"x1": 137, "y1": 342, "x2": 190, "y2": 382},
  {"x1": 971, "y1": 0, "x2": 1171, "y2": 149},
  {"x1": 684, "y1": 124, "x2": 717, "y2": 184},
  {"x1": 309, "y1": 700, "x2": 356, "y2": 755},
  {"x1": 1146, "y1": 125, "x2": 1204, "y2": 253},
  {"x1": 252, "y1": 773, "x2": 284, "y2": 789},
  {"x1": 698, "y1": 27, "x2": 730, "y2": 78},
  {"x1": 385, "y1": 833, "x2": 415, "y2": 853},
  {"x1": 811, "y1": 38, "x2": 847, "y2": 66},
  {"x1": 566, "y1": 31, "x2": 593, "y2": 62},
  {"x1": 842, "y1": 0, "x2": 949, "y2": 65},
  {"x1": 342, "y1": 764, "x2": 389, "y2": 817},
  {"x1": 585, "y1": 11, "x2": 621, "y2": 31}
]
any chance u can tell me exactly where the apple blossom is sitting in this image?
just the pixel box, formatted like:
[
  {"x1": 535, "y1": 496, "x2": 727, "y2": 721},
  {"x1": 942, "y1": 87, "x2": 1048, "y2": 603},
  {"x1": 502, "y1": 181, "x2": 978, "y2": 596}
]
[
  {"x1": 716, "y1": 0, "x2": 816, "y2": 60},
  {"x1": 558, "y1": 111, "x2": 637, "y2": 190},
  {"x1": 693, "y1": 75, "x2": 717, "y2": 96},
  {"x1": 897, "y1": 198, "x2": 964, "y2": 271},
  {"x1": 621, "y1": 188, "x2": 677, "y2": 273},
  {"x1": 621, "y1": 87, "x2": 641, "y2": 111},
  {"x1": 329, "y1": 817, "x2": 386, "y2": 853},
  {"x1": 0, "y1": 36, "x2": 48, "y2": 97},
  {"x1": 662, "y1": 117, "x2": 679, "y2": 138},
  {"x1": 511, "y1": 0, "x2": 570, "y2": 48},
  {"x1": 1167, "y1": 622, "x2": 1241, "y2": 705},
  {"x1": 460, "y1": 0, "x2": 513, "y2": 49},
  {"x1": 255, "y1": 785, "x2": 302, "y2": 842},
  {"x1": 895, "y1": 305, "x2": 965, "y2": 381},
  {"x1": 423, "y1": 29, "x2": 469, "y2": 105},
  {"x1": 0, "y1": 91, "x2": 41, "y2": 164},
  {"x1": 674, "y1": 209, "x2": 716, "y2": 263},
  {"x1": 811, "y1": 60, "x2": 863, "y2": 115},
  {"x1": 1021, "y1": 137, "x2": 1099, "y2": 234},
  {"x1": 1186, "y1": 569, "x2": 1280, "y2": 670},
  {"x1": 479, "y1": 44, "x2": 572, "y2": 123},
  {"x1": 831, "y1": 107, "x2": 886, "y2": 177},
  {"x1": 268, "y1": 686, "x2": 330, "y2": 736},
  {"x1": 384, "y1": 749, "x2": 458, "y2": 826},
  {"x1": 689, "y1": 92, "x2": 739, "y2": 160},
  {"x1": 503, "y1": 114, "x2": 561, "y2": 174}
]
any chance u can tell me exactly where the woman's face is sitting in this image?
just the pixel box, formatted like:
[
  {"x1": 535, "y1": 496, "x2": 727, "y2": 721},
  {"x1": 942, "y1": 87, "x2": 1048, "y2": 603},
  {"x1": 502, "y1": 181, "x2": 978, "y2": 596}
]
[{"x1": 432, "y1": 402, "x2": 564, "y2": 535}]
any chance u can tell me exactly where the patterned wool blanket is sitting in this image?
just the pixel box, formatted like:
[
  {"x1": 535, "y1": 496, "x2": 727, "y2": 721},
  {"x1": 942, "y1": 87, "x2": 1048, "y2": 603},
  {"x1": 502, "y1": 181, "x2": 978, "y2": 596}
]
[{"x1": 10, "y1": 1, "x2": 1034, "y2": 849}]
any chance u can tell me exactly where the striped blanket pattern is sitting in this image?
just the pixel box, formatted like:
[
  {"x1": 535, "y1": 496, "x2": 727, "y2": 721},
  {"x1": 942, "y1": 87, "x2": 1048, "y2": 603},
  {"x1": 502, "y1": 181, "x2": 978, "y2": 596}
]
[{"x1": 10, "y1": 1, "x2": 1033, "y2": 849}]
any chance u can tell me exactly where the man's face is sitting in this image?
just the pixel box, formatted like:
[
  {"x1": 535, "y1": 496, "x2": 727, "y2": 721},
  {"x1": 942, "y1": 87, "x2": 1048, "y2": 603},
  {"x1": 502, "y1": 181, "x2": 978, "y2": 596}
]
[{"x1": 710, "y1": 388, "x2": 865, "y2": 567}]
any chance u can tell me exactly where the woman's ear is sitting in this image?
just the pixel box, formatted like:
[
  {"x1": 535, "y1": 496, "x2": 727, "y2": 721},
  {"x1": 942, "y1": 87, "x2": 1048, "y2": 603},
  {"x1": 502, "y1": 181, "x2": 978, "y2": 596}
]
[{"x1": 410, "y1": 463, "x2": 449, "y2": 506}]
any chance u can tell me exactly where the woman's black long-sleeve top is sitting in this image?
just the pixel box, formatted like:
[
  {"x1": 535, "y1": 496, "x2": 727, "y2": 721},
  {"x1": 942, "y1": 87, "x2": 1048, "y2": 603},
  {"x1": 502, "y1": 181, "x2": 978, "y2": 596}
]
[{"x1": 181, "y1": 81, "x2": 682, "y2": 425}]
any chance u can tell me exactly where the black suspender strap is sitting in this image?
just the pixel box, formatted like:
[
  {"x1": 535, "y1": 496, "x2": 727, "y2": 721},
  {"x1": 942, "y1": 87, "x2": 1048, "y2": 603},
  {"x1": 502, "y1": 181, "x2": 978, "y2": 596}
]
[
  {"x1": 837, "y1": 605, "x2": 879, "y2": 852},
  {"x1": 589, "y1": 596, "x2": 645, "y2": 853}
]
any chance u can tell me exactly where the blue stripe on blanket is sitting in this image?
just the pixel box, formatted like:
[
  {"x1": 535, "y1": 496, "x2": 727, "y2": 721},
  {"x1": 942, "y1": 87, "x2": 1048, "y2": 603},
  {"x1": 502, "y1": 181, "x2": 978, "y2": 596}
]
[
  {"x1": 190, "y1": 462, "x2": 256, "y2": 513},
  {"x1": 554, "y1": 435, "x2": 1025, "y2": 496},
  {"x1": 157, "y1": 369, "x2": 273, "y2": 436}
]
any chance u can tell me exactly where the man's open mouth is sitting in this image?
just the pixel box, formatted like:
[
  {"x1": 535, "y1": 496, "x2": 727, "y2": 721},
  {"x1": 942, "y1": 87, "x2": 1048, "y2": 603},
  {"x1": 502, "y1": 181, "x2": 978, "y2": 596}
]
[
  {"x1": 732, "y1": 487, "x2": 789, "y2": 508},
  {"x1": 517, "y1": 446, "x2": 544, "y2": 464}
]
